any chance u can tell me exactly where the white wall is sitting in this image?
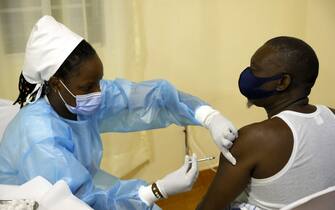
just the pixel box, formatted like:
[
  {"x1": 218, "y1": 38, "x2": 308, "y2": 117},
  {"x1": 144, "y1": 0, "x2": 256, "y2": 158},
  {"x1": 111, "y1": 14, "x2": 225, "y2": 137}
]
[
  {"x1": 103, "y1": 0, "x2": 334, "y2": 182},
  {"x1": 305, "y1": 0, "x2": 335, "y2": 105},
  {"x1": 111, "y1": 0, "x2": 309, "y2": 182}
]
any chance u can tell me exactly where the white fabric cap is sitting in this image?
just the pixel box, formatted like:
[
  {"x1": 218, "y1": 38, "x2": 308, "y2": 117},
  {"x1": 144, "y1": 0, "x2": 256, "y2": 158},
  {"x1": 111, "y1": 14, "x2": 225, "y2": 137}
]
[{"x1": 22, "y1": 15, "x2": 83, "y2": 84}]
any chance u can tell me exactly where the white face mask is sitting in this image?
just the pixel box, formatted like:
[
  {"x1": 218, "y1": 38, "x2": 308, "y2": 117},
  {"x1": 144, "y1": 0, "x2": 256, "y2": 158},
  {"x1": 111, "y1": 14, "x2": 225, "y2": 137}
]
[{"x1": 58, "y1": 80, "x2": 102, "y2": 115}]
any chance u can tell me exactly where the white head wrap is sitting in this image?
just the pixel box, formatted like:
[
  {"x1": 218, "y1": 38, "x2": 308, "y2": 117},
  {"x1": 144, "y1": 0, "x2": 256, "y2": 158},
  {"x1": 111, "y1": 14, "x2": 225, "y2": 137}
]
[{"x1": 22, "y1": 15, "x2": 83, "y2": 103}]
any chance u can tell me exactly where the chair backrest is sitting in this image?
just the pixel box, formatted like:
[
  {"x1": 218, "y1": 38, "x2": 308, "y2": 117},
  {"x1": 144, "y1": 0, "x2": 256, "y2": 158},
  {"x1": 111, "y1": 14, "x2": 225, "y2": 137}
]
[
  {"x1": 0, "y1": 99, "x2": 19, "y2": 141},
  {"x1": 281, "y1": 186, "x2": 335, "y2": 210}
]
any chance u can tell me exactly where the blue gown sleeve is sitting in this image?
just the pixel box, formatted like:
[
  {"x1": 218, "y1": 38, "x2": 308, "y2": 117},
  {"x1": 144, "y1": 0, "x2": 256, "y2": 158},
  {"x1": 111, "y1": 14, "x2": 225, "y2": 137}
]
[
  {"x1": 19, "y1": 140, "x2": 161, "y2": 210},
  {"x1": 97, "y1": 79, "x2": 208, "y2": 133}
]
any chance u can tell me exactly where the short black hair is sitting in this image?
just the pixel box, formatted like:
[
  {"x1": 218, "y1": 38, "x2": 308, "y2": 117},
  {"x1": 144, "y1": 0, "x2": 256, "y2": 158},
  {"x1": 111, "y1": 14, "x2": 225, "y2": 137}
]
[
  {"x1": 264, "y1": 36, "x2": 319, "y2": 95},
  {"x1": 14, "y1": 40, "x2": 96, "y2": 108}
]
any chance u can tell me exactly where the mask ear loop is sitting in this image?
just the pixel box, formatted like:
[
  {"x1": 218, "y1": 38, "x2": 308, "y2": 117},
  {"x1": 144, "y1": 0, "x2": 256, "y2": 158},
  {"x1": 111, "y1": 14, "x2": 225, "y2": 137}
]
[{"x1": 59, "y1": 79, "x2": 76, "y2": 98}]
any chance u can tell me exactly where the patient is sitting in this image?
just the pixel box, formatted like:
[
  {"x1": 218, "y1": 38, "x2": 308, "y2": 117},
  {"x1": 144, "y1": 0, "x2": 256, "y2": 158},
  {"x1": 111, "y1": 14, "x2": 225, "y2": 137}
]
[{"x1": 196, "y1": 36, "x2": 335, "y2": 210}]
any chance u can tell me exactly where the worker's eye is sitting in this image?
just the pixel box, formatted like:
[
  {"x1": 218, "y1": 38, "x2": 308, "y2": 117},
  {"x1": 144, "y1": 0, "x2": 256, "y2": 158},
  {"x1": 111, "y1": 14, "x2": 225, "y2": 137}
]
[
  {"x1": 78, "y1": 84, "x2": 92, "y2": 92},
  {"x1": 79, "y1": 82, "x2": 99, "y2": 93}
]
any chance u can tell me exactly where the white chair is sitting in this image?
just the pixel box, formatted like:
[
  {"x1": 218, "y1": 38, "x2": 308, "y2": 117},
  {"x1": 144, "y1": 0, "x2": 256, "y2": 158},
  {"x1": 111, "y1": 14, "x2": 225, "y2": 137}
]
[{"x1": 281, "y1": 186, "x2": 335, "y2": 210}]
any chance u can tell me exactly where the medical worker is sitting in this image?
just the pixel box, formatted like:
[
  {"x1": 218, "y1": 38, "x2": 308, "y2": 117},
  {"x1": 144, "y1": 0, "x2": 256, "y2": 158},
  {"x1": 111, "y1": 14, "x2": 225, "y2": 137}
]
[{"x1": 0, "y1": 16, "x2": 237, "y2": 210}]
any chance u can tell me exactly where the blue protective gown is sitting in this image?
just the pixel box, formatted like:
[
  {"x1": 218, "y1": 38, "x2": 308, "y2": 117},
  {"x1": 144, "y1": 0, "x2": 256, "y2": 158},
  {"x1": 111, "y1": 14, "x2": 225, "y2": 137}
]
[{"x1": 0, "y1": 79, "x2": 207, "y2": 210}]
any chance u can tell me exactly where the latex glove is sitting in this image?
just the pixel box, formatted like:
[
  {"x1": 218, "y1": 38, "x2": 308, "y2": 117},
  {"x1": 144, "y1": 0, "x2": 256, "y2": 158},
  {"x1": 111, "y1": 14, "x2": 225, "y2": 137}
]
[
  {"x1": 195, "y1": 106, "x2": 238, "y2": 165},
  {"x1": 157, "y1": 154, "x2": 198, "y2": 197},
  {"x1": 138, "y1": 154, "x2": 198, "y2": 206}
]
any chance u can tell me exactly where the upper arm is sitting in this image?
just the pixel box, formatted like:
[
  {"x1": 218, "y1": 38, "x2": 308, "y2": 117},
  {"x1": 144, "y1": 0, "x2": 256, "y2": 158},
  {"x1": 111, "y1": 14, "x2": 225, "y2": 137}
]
[{"x1": 197, "y1": 126, "x2": 263, "y2": 210}]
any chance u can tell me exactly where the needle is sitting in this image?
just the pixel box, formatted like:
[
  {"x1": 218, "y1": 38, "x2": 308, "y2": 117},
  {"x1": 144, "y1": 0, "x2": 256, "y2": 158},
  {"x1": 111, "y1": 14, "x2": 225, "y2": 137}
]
[
  {"x1": 197, "y1": 156, "x2": 215, "y2": 162},
  {"x1": 188, "y1": 156, "x2": 215, "y2": 163}
]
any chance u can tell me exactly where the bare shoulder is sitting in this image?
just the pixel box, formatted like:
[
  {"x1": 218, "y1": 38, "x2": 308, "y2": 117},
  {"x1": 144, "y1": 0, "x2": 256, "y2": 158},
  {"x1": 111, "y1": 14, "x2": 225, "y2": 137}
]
[
  {"x1": 234, "y1": 118, "x2": 286, "y2": 151},
  {"x1": 230, "y1": 120, "x2": 277, "y2": 161},
  {"x1": 197, "y1": 118, "x2": 293, "y2": 210},
  {"x1": 230, "y1": 117, "x2": 293, "y2": 174}
]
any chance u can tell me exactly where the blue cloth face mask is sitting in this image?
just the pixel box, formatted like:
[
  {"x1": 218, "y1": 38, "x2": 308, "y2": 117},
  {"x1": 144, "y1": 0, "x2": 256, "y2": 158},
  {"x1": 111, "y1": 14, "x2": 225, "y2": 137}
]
[
  {"x1": 58, "y1": 80, "x2": 102, "y2": 115},
  {"x1": 238, "y1": 67, "x2": 283, "y2": 100}
]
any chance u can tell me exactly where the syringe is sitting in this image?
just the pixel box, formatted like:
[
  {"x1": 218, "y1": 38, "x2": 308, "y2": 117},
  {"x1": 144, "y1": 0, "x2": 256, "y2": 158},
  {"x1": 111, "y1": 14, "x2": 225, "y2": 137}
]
[
  {"x1": 197, "y1": 156, "x2": 215, "y2": 162},
  {"x1": 188, "y1": 156, "x2": 215, "y2": 163}
]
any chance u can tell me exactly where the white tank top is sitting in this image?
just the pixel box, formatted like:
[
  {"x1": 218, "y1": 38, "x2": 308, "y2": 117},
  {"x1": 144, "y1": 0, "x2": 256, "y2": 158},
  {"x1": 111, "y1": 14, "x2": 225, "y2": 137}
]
[{"x1": 246, "y1": 105, "x2": 335, "y2": 210}]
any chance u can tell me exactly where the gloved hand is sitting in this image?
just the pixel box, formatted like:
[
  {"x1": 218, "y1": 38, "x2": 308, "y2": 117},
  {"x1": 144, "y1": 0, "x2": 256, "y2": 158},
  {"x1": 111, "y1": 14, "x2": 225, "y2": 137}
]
[
  {"x1": 156, "y1": 154, "x2": 198, "y2": 197},
  {"x1": 138, "y1": 154, "x2": 198, "y2": 206},
  {"x1": 195, "y1": 106, "x2": 238, "y2": 165}
]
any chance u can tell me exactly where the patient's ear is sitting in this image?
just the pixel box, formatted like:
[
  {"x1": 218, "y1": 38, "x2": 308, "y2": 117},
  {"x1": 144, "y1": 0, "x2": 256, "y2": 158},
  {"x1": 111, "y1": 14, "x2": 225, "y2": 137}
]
[{"x1": 276, "y1": 74, "x2": 291, "y2": 91}]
